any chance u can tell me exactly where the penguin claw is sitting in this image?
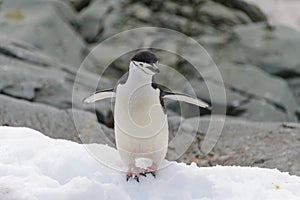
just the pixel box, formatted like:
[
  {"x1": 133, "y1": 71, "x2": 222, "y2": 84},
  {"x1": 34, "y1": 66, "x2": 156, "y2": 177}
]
[
  {"x1": 134, "y1": 175, "x2": 140, "y2": 182},
  {"x1": 145, "y1": 171, "x2": 156, "y2": 178},
  {"x1": 126, "y1": 166, "x2": 157, "y2": 182},
  {"x1": 150, "y1": 172, "x2": 156, "y2": 178},
  {"x1": 126, "y1": 172, "x2": 149, "y2": 182}
]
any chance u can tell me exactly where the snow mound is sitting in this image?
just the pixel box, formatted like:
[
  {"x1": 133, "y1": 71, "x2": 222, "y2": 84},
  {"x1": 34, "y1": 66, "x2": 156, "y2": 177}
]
[{"x1": 1, "y1": 127, "x2": 300, "y2": 200}]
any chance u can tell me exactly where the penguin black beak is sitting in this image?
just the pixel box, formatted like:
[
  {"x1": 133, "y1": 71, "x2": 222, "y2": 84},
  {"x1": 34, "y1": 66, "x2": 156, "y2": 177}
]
[{"x1": 147, "y1": 63, "x2": 160, "y2": 74}]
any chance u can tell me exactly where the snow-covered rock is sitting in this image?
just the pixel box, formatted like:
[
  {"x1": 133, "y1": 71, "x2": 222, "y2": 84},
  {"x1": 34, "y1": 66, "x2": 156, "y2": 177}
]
[{"x1": 1, "y1": 126, "x2": 300, "y2": 200}]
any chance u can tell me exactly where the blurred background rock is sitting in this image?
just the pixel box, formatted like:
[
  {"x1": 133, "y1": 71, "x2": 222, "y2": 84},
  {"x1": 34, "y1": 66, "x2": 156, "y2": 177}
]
[{"x1": 0, "y1": 0, "x2": 299, "y2": 175}]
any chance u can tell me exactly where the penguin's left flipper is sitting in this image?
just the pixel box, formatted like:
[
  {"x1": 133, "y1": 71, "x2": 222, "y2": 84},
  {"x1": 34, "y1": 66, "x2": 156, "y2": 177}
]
[
  {"x1": 162, "y1": 91, "x2": 211, "y2": 110},
  {"x1": 83, "y1": 89, "x2": 115, "y2": 103}
]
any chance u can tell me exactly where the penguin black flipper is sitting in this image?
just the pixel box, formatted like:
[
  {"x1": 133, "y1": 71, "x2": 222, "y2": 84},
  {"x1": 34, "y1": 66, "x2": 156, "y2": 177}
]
[
  {"x1": 161, "y1": 90, "x2": 211, "y2": 110},
  {"x1": 83, "y1": 89, "x2": 115, "y2": 103}
]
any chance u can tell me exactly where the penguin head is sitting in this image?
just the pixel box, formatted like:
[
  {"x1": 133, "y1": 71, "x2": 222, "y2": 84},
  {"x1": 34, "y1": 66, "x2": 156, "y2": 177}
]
[{"x1": 130, "y1": 50, "x2": 160, "y2": 75}]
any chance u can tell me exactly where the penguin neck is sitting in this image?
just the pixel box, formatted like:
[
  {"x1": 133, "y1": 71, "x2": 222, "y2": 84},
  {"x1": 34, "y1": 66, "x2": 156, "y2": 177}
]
[{"x1": 127, "y1": 68, "x2": 153, "y2": 87}]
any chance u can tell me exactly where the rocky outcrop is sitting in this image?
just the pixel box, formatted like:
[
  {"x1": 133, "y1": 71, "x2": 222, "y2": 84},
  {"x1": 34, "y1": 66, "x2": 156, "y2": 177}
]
[
  {"x1": 0, "y1": 94, "x2": 115, "y2": 146},
  {"x1": 218, "y1": 24, "x2": 300, "y2": 76},
  {"x1": 0, "y1": 0, "x2": 299, "y2": 122},
  {"x1": 185, "y1": 65, "x2": 298, "y2": 121},
  {"x1": 0, "y1": 0, "x2": 299, "y2": 123},
  {"x1": 213, "y1": 0, "x2": 267, "y2": 22},
  {"x1": 77, "y1": 0, "x2": 267, "y2": 42},
  {"x1": 0, "y1": 36, "x2": 114, "y2": 126},
  {"x1": 0, "y1": 0, "x2": 85, "y2": 67},
  {"x1": 168, "y1": 116, "x2": 300, "y2": 176}
]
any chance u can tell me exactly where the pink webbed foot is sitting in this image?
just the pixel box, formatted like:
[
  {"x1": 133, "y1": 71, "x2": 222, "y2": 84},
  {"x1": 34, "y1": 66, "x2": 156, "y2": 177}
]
[
  {"x1": 126, "y1": 163, "x2": 158, "y2": 182},
  {"x1": 126, "y1": 166, "x2": 147, "y2": 182},
  {"x1": 145, "y1": 163, "x2": 158, "y2": 178}
]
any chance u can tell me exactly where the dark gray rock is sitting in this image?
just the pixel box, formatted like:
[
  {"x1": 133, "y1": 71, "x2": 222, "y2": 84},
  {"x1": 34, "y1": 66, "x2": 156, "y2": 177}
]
[
  {"x1": 85, "y1": 27, "x2": 187, "y2": 78},
  {"x1": 212, "y1": 0, "x2": 267, "y2": 22},
  {"x1": 183, "y1": 65, "x2": 298, "y2": 122},
  {"x1": 195, "y1": 33, "x2": 229, "y2": 59},
  {"x1": 238, "y1": 100, "x2": 288, "y2": 121},
  {"x1": 220, "y1": 23, "x2": 300, "y2": 76},
  {"x1": 0, "y1": 94, "x2": 115, "y2": 146},
  {"x1": 287, "y1": 78, "x2": 300, "y2": 104},
  {"x1": 217, "y1": 66, "x2": 297, "y2": 121},
  {"x1": 296, "y1": 107, "x2": 300, "y2": 120},
  {"x1": 168, "y1": 115, "x2": 184, "y2": 133},
  {"x1": 169, "y1": 116, "x2": 300, "y2": 175},
  {"x1": 187, "y1": 78, "x2": 246, "y2": 114},
  {"x1": 125, "y1": 3, "x2": 152, "y2": 22},
  {"x1": 0, "y1": 35, "x2": 64, "y2": 68},
  {"x1": 0, "y1": 0, "x2": 86, "y2": 67},
  {"x1": 1, "y1": 0, "x2": 297, "y2": 125},
  {"x1": 69, "y1": 0, "x2": 91, "y2": 11},
  {"x1": 0, "y1": 48, "x2": 112, "y2": 105},
  {"x1": 197, "y1": 1, "x2": 252, "y2": 31},
  {"x1": 84, "y1": 23, "x2": 298, "y2": 123},
  {"x1": 153, "y1": 12, "x2": 190, "y2": 34},
  {"x1": 77, "y1": 0, "x2": 266, "y2": 43},
  {"x1": 0, "y1": 36, "x2": 114, "y2": 126},
  {"x1": 86, "y1": 38, "x2": 141, "y2": 76},
  {"x1": 82, "y1": 0, "x2": 134, "y2": 41},
  {"x1": 78, "y1": 0, "x2": 118, "y2": 42}
]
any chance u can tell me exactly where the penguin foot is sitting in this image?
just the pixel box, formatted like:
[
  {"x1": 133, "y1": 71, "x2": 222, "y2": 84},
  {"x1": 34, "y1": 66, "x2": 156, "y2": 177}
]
[
  {"x1": 145, "y1": 170, "x2": 156, "y2": 178},
  {"x1": 126, "y1": 164, "x2": 158, "y2": 182},
  {"x1": 145, "y1": 163, "x2": 157, "y2": 178},
  {"x1": 145, "y1": 167, "x2": 157, "y2": 178},
  {"x1": 126, "y1": 172, "x2": 147, "y2": 182},
  {"x1": 126, "y1": 167, "x2": 147, "y2": 182}
]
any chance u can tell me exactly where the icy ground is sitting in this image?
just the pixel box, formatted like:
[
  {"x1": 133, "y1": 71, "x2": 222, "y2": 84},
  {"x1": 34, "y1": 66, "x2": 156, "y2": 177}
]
[{"x1": 1, "y1": 127, "x2": 300, "y2": 200}]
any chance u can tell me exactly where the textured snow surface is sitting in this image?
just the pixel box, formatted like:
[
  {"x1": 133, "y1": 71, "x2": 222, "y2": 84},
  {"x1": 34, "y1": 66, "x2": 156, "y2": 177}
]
[
  {"x1": 1, "y1": 127, "x2": 300, "y2": 200},
  {"x1": 244, "y1": 0, "x2": 300, "y2": 31}
]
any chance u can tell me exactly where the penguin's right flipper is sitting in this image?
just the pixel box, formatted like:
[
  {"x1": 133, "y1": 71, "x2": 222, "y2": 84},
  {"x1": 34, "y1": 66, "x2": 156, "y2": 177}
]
[
  {"x1": 83, "y1": 89, "x2": 115, "y2": 103},
  {"x1": 161, "y1": 91, "x2": 211, "y2": 110}
]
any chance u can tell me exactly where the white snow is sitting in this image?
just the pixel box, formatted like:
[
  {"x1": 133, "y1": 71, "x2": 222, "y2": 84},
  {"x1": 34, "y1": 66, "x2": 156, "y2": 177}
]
[
  {"x1": 1, "y1": 126, "x2": 300, "y2": 200},
  {"x1": 244, "y1": 0, "x2": 300, "y2": 31}
]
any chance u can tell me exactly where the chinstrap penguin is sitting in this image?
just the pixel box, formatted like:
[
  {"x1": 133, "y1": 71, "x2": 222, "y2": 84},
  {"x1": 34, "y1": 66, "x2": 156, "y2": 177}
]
[{"x1": 83, "y1": 50, "x2": 210, "y2": 182}]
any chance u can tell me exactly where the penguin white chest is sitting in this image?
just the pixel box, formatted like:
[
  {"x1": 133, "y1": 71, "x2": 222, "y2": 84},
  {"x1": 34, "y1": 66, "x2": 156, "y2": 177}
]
[
  {"x1": 128, "y1": 86, "x2": 160, "y2": 126},
  {"x1": 114, "y1": 82, "x2": 169, "y2": 167},
  {"x1": 115, "y1": 84, "x2": 167, "y2": 133}
]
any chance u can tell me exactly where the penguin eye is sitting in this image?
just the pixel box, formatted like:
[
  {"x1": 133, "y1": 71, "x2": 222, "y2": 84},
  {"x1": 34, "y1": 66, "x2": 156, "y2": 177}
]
[{"x1": 139, "y1": 63, "x2": 143, "y2": 67}]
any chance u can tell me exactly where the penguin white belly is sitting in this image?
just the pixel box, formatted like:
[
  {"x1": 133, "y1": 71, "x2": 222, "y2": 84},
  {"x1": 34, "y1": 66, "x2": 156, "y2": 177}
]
[{"x1": 114, "y1": 84, "x2": 168, "y2": 167}]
